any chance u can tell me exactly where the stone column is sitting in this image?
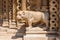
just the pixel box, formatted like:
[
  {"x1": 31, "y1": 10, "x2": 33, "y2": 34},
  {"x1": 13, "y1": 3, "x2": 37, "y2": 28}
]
[
  {"x1": 26, "y1": 0, "x2": 31, "y2": 10},
  {"x1": 22, "y1": 0, "x2": 26, "y2": 11},
  {"x1": 9, "y1": 0, "x2": 16, "y2": 28},
  {"x1": 0, "y1": 0, "x2": 3, "y2": 26},
  {"x1": 13, "y1": 0, "x2": 16, "y2": 21},
  {"x1": 59, "y1": 0, "x2": 60, "y2": 32},
  {"x1": 6, "y1": 0, "x2": 9, "y2": 19},
  {"x1": 2, "y1": 0, "x2": 9, "y2": 27},
  {"x1": 49, "y1": 0, "x2": 58, "y2": 31}
]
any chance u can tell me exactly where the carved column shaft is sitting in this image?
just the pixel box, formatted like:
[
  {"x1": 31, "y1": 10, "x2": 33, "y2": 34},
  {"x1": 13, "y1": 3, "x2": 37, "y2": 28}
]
[
  {"x1": 6, "y1": 0, "x2": 9, "y2": 19},
  {"x1": 22, "y1": 0, "x2": 26, "y2": 11},
  {"x1": 2, "y1": 0, "x2": 9, "y2": 27},
  {"x1": 17, "y1": 0, "x2": 22, "y2": 11},
  {"x1": 26, "y1": 0, "x2": 31, "y2": 10},
  {"x1": 0, "y1": 0, "x2": 3, "y2": 25},
  {"x1": 59, "y1": 0, "x2": 60, "y2": 31},
  {"x1": 13, "y1": 0, "x2": 16, "y2": 21},
  {"x1": 49, "y1": 0, "x2": 58, "y2": 31},
  {"x1": 2, "y1": 0, "x2": 9, "y2": 20},
  {"x1": 0, "y1": 0, "x2": 3, "y2": 19}
]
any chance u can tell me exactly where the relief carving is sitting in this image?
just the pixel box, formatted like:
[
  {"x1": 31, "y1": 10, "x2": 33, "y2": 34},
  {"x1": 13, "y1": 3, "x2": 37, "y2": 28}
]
[{"x1": 17, "y1": 11, "x2": 49, "y2": 30}]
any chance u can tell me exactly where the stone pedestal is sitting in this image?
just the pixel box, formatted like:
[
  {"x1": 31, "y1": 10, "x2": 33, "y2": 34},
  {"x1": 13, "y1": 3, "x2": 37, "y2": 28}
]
[
  {"x1": 24, "y1": 34, "x2": 48, "y2": 40},
  {"x1": 23, "y1": 27, "x2": 56, "y2": 40},
  {"x1": 24, "y1": 35, "x2": 56, "y2": 40},
  {"x1": 24, "y1": 32, "x2": 56, "y2": 40}
]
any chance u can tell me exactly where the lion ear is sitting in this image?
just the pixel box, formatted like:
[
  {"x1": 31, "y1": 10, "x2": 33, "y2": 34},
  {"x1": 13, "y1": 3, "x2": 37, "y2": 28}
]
[{"x1": 23, "y1": 11, "x2": 25, "y2": 15}]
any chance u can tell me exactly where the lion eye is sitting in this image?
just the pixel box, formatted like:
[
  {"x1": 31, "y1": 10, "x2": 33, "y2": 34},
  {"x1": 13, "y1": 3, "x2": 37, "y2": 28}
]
[
  {"x1": 19, "y1": 14, "x2": 21, "y2": 16},
  {"x1": 22, "y1": 12, "x2": 25, "y2": 15}
]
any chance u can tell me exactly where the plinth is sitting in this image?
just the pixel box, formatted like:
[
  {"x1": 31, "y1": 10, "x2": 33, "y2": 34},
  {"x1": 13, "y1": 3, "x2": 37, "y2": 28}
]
[{"x1": 24, "y1": 27, "x2": 56, "y2": 40}]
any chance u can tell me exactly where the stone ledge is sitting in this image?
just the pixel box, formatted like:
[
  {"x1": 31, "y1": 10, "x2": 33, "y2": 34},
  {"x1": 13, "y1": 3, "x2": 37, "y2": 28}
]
[
  {"x1": 0, "y1": 27, "x2": 57, "y2": 34},
  {"x1": 24, "y1": 34, "x2": 56, "y2": 40},
  {"x1": 26, "y1": 31, "x2": 57, "y2": 34},
  {"x1": 26, "y1": 27, "x2": 57, "y2": 34}
]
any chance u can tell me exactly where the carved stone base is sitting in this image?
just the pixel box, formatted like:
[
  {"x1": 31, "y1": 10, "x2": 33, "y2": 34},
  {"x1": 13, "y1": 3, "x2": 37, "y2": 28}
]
[
  {"x1": 26, "y1": 27, "x2": 48, "y2": 32},
  {"x1": 24, "y1": 34, "x2": 48, "y2": 40},
  {"x1": 9, "y1": 23, "x2": 17, "y2": 29},
  {"x1": 9, "y1": 20, "x2": 17, "y2": 29},
  {"x1": 26, "y1": 27, "x2": 44, "y2": 31},
  {"x1": 24, "y1": 32, "x2": 56, "y2": 40},
  {"x1": 26, "y1": 27, "x2": 56, "y2": 34},
  {"x1": 24, "y1": 27, "x2": 56, "y2": 40},
  {"x1": 2, "y1": 20, "x2": 9, "y2": 27}
]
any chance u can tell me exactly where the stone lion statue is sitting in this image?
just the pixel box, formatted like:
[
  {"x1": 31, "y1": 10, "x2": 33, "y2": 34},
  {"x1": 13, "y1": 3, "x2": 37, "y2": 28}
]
[{"x1": 17, "y1": 11, "x2": 49, "y2": 29}]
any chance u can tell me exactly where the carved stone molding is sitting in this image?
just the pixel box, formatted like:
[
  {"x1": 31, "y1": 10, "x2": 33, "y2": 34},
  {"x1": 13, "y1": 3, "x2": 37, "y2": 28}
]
[
  {"x1": 49, "y1": 0, "x2": 58, "y2": 31},
  {"x1": 17, "y1": 0, "x2": 22, "y2": 11}
]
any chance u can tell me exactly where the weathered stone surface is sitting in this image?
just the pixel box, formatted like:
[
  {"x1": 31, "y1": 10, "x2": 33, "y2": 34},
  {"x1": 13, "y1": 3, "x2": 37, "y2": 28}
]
[
  {"x1": 2, "y1": 21, "x2": 9, "y2": 27},
  {"x1": 26, "y1": 27, "x2": 57, "y2": 34},
  {"x1": 24, "y1": 34, "x2": 56, "y2": 40},
  {"x1": 56, "y1": 37, "x2": 60, "y2": 40}
]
